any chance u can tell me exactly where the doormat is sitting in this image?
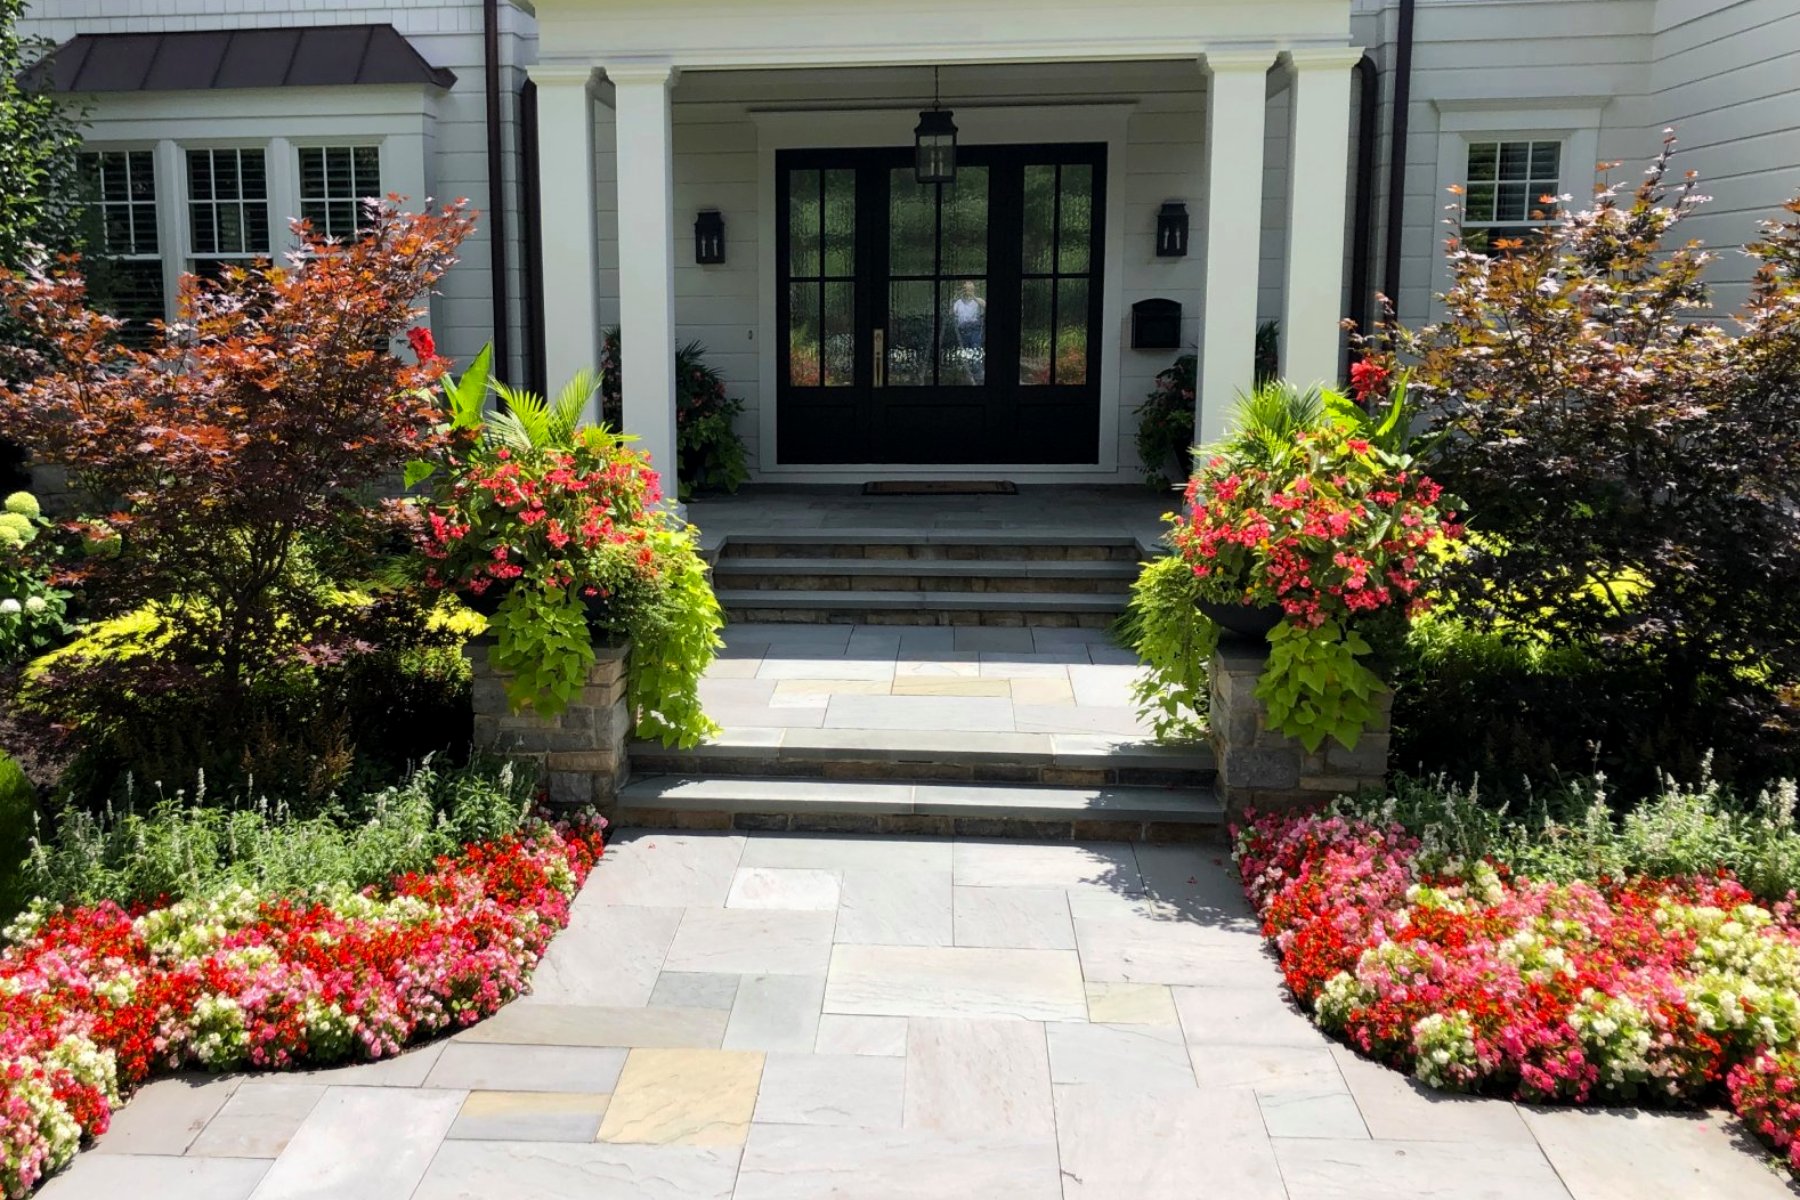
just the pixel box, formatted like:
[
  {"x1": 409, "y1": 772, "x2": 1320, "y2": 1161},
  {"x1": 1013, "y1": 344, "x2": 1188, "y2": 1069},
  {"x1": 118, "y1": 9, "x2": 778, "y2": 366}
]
[{"x1": 863, "y1": 481, "x2": 1018, "y2": 496}]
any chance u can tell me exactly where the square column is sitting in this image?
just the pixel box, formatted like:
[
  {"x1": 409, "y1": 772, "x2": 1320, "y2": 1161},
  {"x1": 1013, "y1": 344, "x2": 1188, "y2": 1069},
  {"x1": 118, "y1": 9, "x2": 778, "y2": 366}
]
[
  {"x1": 1198, "y1": 51, "x2": 1276, "y2": 445},
  {"x1": 526, "y1": 64, "x2": 603, "y2": 408},
  {"x1": 606, "y1": 61, "x2": 680, "y2": 504},
  {"x1": 1281, "y1": 49, "x2": 1363, "y2": 392}
]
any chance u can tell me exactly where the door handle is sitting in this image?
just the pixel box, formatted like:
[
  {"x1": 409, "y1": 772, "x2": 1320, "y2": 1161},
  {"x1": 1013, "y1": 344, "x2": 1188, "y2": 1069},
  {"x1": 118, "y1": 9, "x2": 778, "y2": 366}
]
[{"x1": 872, "y1": 327, "x2": 886, "y2": 388}]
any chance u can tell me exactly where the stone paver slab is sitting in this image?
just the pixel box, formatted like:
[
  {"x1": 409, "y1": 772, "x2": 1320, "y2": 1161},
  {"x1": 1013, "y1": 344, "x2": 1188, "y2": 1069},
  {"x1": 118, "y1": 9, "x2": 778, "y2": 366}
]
[
  {"x1": 411, "y1": 1142, "x2": 739, "y2": 1200},
  {"x1": 1275, "y1": 1137, "x2": 1574, "y2": 1199},
  {"x1": 893, "y1": 656, "x2": 981, "y2": 678},
  {"x1": 1258, "y1": 1087, "x2": 1371, "y2": 1140},
  {"x1": 92, "y1": 1074, "x2": 240, "y2": 1156},
  {"x1": 39, "y1": 1155, "x2": 269, "y2": 1200},
  {"x1": 247, "y1": 1086, "x2": 464, "y2": 1200},
  {"x1": 1014, "y1": 704, "x2": 1145, "y2": 735},
  {"x1": 891, "y1": 677, "x2": 1011, "y2": 697},
  {"x1": 757, "y1": 657, "x2": 896, "y2": 681},
  {"x1": 951, "y1": 628, "x2": 1037, "y2": 653},
  {"x1": 595, "y1": 1048, "x2": 764, "y2": 1147},
  {"x1": 823, "y1": 694, "x2": 1015, "y2": 732},
  {"x1": 740, "y1": 833, "x2": 951, "y2": 873},
  {"x1": 523, "y1": 904, "x2": 683, "y2": 1008},
  {"x1": 456, "y1": 1004, "x2": 727, "y2": 1049},
  {"x1": 752, "y1": 1052, "x2": 905, "y2": 1127},
  {"x1": 1189, "y1": 1044, "x2": 1348, "y2": 1094},
  {"x1": 770, "y1": 679, "x2": 890, "y2": 706},
  {"x1": 1085, "y1": 981, "x2": 1178, "y2": 1025},
  {"x1": 723, "y1": 973, "x2": 828, "y2": 1052},
  {"x1": 1009, "y1": 677, "x2": 1077, "y2": 705},
  {"x1": 825, "y1": 944, "x2": 1086, "y2": 1020},
  {"x1": 1174, "y1": 984, "x2": 1325, "y2": 1047},
  {"x1": 812, "y1": 1014, "x2": 908, "y2": 1057},
  {"x1": 581, "y1": 834, "x2": 745, "y2": 908},
  {"x1": 186, "y1": 1084, "x2": 323, "y2": 1159},
  {"x1": 835, "y1": 869, "x2": 953, "y2": 946},
  {"x1": 1520, "y1": 1106, "x2": 1797, "y2": 1200},
  {"x1": 1054, "y1": 1083, "x2": 1286, "y2": 1200},
  {"x1": 446, "y1": 1091, "x2": 611, "y2": 1142},
  {"x1": 647, "y1": 971, "x2": 740, "y2": 1010},
  {"x1": 272, "y1": 1043, "x2": 444, "y2": 1088},
  {"x1": 952, "y1": 838, "x2": 1143, "y2": 892},
  {"x1": 1330, "y1": 1045, "x2": 1536, "y2": 1143},
  {"x1": 1046, "y1": 1023, "x2": 1197, "y2": 1090},
  {"x1": 734, "y1": 1124, "x2": 1063, "y2": 1200},
  {"x1": 1074, "y1": 916, "x2": 1283, "y2": 987},
  {"x1": 952, "y1": 885, "x2": 1074, "y2": 949},
  {"x1": 726, "y1": 866, "x2": 842, "y2": 911},
  {"x1": 903, "y1": 1017, "x2": 1055, "y2": 1140},
  {"x1": 424, "y1": 1043, "x2": 626, "y2": 1093},
  {"x1": 662, "y1": 907, "x2": 836, "y2": 975}
]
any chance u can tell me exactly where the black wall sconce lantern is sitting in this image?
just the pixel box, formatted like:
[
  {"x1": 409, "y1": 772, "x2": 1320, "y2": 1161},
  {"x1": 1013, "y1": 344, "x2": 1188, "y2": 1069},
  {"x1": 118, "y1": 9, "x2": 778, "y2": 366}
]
[
  {"x1": 1156, "y1": 201, "x2": 1190, "y2": 257},
  {"x1": 914, "y1": 66, "x2": 958, "y2": 185},
  {"x1": 694, "y1": 209, "x2": 726, "y2": 264}
]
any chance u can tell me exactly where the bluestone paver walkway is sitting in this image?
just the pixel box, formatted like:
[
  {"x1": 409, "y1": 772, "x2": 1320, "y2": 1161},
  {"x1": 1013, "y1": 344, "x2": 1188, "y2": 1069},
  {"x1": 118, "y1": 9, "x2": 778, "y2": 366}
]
[{"x1": 44, "y1": 833, "x2": 1800, "y2": 1199}]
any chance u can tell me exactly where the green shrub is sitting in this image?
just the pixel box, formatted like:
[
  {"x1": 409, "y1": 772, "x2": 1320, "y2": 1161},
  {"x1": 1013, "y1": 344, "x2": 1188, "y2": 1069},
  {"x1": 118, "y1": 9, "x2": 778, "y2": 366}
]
[
  {"x1": 16, "y1": 754, "x2": 536, "y2": 912},
  {"x1": 0, "y1": 751, "x2": 35, "y2": 920}
]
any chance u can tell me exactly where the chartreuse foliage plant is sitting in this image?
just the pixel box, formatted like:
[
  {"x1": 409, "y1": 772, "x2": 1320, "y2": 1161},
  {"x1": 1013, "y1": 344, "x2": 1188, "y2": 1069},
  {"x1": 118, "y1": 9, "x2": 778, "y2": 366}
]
[{"x1": 1118, "y1": 553, "x2": 1214, "y2": 742}]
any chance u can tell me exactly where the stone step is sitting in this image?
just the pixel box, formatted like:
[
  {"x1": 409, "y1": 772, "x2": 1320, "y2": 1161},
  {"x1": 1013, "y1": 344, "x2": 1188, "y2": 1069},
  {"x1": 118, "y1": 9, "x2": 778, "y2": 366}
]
[
  {"x1": 712, "y1": 557, "x2": 1137, "y2": 595},
  {"x1": 717, "y1": 589, "x2": 1129, "y2": 627},
  {"x1": 719, "y1": 532, "x2": 1142, "y2": 563},
  {"x1": 631, "y1": 727, "x2": 1215, "y2": 787},
  {"x1": 612, "y1": 774, "x2": 1223, "y2": 842}
]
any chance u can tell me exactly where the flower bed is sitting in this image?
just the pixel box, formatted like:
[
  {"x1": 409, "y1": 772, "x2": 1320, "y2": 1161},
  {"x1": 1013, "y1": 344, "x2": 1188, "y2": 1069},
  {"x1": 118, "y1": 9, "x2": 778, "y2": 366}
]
[
  {"x1": 1235, "y1": 805, "x2": 1800, "y2": 1173},
  {"x1": 0, "y1": 815, "x2": 605, "y2": 1196}
]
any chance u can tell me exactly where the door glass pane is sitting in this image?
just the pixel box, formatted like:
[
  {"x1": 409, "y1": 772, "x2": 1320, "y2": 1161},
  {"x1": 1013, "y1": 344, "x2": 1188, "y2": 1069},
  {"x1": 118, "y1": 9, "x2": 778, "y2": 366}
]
[
  {"x1": 941, "y1": 166, "x2": 988, "y2": 276},
  {"x1": 823, "y1": 281, "x2": 855, "y2": 387},
  {"x1": 788, "y1": 169, "x2": 820, "y2": 277},
  {"x1": 1055, "y1": 278, "x2": 1089, "y2": 385},
  {"x1": 889, "y1": 168, "x2": 935, "y2": 277},
  {"x1": 1020, "y1": 277, "x2": 1053, "y2": 386},
  {"x1": 887, "y1": 279, "x2": 935, "y2": 387},
  {"x1": 823, "y1": 169, "x2": 856, "y2": 277},
  {"x1": 1057, "y1": 164, "x2": 1093, "y2": 274},
  {"x1": 940, "y1": 279, "x2": 987, "y2": 386},
  {"x1": 788, "y1": 281, "x2": 820, "y2": 386},
  {"x1": 1022, "y1": 164, "x2": 1056, "y2": 275}
]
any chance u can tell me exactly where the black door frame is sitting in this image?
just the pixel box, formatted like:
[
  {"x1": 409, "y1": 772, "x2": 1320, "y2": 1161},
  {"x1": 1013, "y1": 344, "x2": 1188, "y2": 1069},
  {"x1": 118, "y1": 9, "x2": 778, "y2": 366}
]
[{"x1": 775, "y1": 141, "x2": 1108, "y2": 467}]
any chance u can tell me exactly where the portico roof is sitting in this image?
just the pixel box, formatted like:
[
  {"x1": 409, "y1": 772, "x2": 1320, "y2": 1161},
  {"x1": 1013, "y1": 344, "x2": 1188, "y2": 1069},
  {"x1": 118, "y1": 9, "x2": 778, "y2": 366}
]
[{"x1": 34, "y1": 24, "x2": 456, "y2": 94}]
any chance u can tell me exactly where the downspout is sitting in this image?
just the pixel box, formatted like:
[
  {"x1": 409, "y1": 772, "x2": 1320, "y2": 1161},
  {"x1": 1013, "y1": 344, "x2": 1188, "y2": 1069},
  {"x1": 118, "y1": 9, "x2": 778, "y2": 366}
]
[
  {"x1": 1347, "y1": 53, "x2": 1380, "y2": 360},
  {"x1": 1380, "y1": 0, "x2": 1416, "y2": 312},
  {"x1": 483, "y1": 0, "x2": 513, "y2": 380},
  {"x1": 519, "y1": 79, "x2": 548, "y2": 397}
]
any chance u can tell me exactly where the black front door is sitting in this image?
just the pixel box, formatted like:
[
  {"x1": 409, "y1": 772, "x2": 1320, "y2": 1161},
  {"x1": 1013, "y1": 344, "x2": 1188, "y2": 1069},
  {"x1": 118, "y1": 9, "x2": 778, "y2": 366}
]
[{"x1": 776, "y1": 143, "x2": 1106, "y2": 465}]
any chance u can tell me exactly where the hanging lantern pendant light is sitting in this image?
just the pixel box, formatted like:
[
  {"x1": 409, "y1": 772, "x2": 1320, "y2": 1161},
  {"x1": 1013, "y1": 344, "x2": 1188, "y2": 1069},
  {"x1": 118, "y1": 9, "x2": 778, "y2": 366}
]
[{"x1": 914, "y1": 66, "x2": 958, "y2": 185}]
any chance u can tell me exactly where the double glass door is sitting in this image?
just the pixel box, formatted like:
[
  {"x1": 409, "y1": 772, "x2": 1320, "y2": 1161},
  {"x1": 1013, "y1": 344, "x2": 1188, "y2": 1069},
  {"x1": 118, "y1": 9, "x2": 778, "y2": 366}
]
[{"x1": 776, "y1": 143, "x2": 1106, "y2": 465}]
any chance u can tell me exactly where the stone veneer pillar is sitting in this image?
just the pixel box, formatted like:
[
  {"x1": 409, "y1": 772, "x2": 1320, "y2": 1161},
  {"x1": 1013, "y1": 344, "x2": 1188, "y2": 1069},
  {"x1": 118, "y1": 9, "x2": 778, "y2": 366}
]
[
  {"x1": 1209, "y1": 639, "x2": 1392, "y2": 820},
  {"x1": 467, "y1": 639, "x2": 632, "y2": 806}
]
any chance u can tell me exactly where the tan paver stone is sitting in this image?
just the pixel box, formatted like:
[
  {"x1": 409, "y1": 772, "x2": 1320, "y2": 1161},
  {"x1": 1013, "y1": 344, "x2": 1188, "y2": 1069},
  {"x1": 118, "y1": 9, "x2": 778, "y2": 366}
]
[
  {"x1": 1520, "y1": 1106, "x2": 1797, "y2": 1200},
  {"x1": 769, "y1": 679, "x2": 890, "y2": 707},
  {"x1": 812, "y1": 1014, "x2": 908, "y2": 1057},
  {"x1": 725, "y1": 866, "x2": 841, "y2": 911},
  {"x1": 456, "y1": 1004, "x2": 728, "y2": 1049},
  {"x1": 412, "y1": 1141, "x2": 739, "y2": 1200},
  {"x1": 1274, "y1": 1137, "x2": 1573, "y2": 1200},
  {"x1": 893, "y1": 657, "x2": 981, "y2": 678},
  {"x1": 1085, "y1": 981, "x2": 1178, "y2": 1025},
  {"x1": 825, "y1": 945, "x2": 1086, "y2": 1020},
  {"x1": 1008, "y1": 677, "x2": 1077, "y2": 704},
  {"x1": 890, "y1": 678, "x2": 1011, "y2": 697},
  {"x1": 595, "y1": 1049, "x2": 764, "y2": 1147},
  {"x1": 903, "y1": 1017, "x2": 1055, "y2": 1139},
  {"x1": 1055, "y1": 1083, "x2": 1286, "y2": 1200},
  {"x1": 757, "y1": 657, "x2": 895, "y2": 681},
  {"x1": 185, "y1": 1084, "x2": 323, "y2": 1159},
  {"x1": 447, "y1": 1091, "x2": 611, "y2": 1143}
]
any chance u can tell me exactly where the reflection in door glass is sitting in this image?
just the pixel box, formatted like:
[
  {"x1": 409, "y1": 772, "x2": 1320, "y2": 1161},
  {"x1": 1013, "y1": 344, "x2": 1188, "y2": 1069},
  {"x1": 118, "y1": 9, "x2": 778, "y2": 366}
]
[
  {"x1": 942, "y1": 279, "x2": 987, "y2": 386},
  {"x1": 1055, "y1": 277, "x2": 1089, "y2": 385},
  {"x1": 1019, "y1": 277, "x2": 1052, "y2": 385},
  {"x1": 788, "y1": 169, "x2": 820, "y2": 278},
  {"x1": 823, "y1": 281, "x2": 855, "y2": 386},
  {"x1": 1057, "y1": 164, "x2": 1093, "y2": 274},
  {"x1": 889, "y1": 169, "x2": 934, "y2": 277},
  {"x1": 789, "y1": 280, "x2": 820, "y2": 386},
  {"x1": 942, "y1": 167, "x2": 989, "y2": 276},
  {"x1": 1019, "y1": 161, "x2": 1096, "y2": 386},
  {"x1": 887, "y1": 280, "x2": 934, "y2": 387},
  {"x1": 823, "y1": 170, "x2": 856, "y2": 276},
  {"x1": 1022, "y1": 165, "x2": 1056, "y2": 275}
]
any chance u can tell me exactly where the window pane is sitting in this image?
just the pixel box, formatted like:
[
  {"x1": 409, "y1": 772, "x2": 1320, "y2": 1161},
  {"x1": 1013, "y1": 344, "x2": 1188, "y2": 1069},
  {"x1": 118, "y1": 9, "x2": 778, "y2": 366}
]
[
  {"x1": 787, "y1": 169, "x2": 820, "y2": 278},
  {"x1": 191, "y1": 203, "x2": 217, "y2": 254},
  {"x1": 787, "y1": 281, "x2": 821, "y2": 386},
  {"x1": 939, "y1": 279, "x2": 987, "y2": 386},
  {"x1": 889, "y1": 168, "x2": 935, "y2": 277},
  {"x1": 1022, "y1": 164, "x2": 1056, "y2": 275},
  {"x1": 1497, "y1": 142, "x2": 1530, "y2": 181},
  {"x1": 822, "y1": 281, "x2": 855, "y2": 387},
  {"x1": 188, "y1": 151, "x2": 213, "y2": 200},
  {"x1": 239, "y1": 149, "x2": 266, "y2": 199},
  {"x1": 300, "y1": 148, "x2": 325, "y2": 194},
  {"x1": 823, "y1": 169, "x2": 856, "y2": 277},
  {"x1": 127, "y1": 151, "x2": 155, "y2": 199},
  {"x1": 1465, "y1": 183, "x2": 1496, "y2": 223},
  {"x1": 1057, "y1": 163, "x2": 1093, "y2": 274},
  {"x1": 1055, "y1": 278, "x2": 1089, "y2": 385},
  {"x1": 941, "y1": 166, "x2": 987, "y2": 276},
  {"x1": 1019, "y1": 277, "x2": 1053, "y2": 386},
  {"x1": 887, "y1": 279, "x2": 935, "y2": 387},
  {"x1": 1496, "y1": 181, "x2": 1529, "y2": 222},
  {"x1": 301, "y1": 199, "x2": 327, "y2": 229},
  {"x1": 1466, "y1": 142, "x2": 1497, "y2": 183},
  {"x1": 352, "y1": 146, "x2": 381, "y2": 193},
  {"x1": 98, "y1": 258, "x2": 166, "y2": 344},
  {"x1": 1531, "y1": 141, "x2": 1561, "y2": 181}
]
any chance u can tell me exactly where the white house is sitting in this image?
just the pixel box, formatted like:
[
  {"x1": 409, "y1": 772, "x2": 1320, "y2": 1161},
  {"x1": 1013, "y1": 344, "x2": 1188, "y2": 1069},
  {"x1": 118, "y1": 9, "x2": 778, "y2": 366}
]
[{"x1": 23, "y1": 0, "x2": 1800, "y2": 496}]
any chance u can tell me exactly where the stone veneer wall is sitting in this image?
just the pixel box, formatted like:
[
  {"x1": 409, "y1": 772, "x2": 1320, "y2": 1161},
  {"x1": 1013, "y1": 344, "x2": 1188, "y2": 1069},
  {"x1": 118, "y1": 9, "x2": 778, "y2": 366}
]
[
  {"x1": 467, "y1": 639, "x2": 632, "y2": 806},
  {"x1": 1208, "y1": 639, "x2": 1392, "y2": 819}
]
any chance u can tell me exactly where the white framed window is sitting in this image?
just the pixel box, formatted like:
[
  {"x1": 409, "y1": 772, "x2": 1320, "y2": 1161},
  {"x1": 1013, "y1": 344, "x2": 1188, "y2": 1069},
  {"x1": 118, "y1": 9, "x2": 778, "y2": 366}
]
[
  {"x1": 78, "y1": 149, "x2": 167, "y2": 333},
  {"x1": 185, "y1": 147, "x2": 272, "y2": 278},
  {"x1": 1461, "y1": 138, "x2": 1562, "y2": 255},
  {"x1": 297, "y1": 145, "x2": 383, "y2": 240}
]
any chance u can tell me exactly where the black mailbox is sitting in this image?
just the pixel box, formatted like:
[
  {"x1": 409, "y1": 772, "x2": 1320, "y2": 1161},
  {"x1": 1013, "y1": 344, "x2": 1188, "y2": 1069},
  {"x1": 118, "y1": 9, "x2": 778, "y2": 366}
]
[{"x1": 1131, "y1": 298, "x2": 1182, "y2": 350}]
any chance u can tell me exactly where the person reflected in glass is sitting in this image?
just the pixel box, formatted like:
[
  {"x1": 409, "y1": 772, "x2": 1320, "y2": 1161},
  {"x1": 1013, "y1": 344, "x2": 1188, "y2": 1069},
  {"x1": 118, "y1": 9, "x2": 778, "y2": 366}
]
[{"x1": 951, "y1": 280, "x2": 987, "y2": 385}]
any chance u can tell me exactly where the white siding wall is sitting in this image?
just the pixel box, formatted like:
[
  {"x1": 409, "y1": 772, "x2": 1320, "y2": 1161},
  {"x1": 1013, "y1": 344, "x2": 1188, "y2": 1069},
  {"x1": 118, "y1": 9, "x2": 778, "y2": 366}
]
[{"x1": 21, "y1": 0, "x2": 537, "y2": 380}]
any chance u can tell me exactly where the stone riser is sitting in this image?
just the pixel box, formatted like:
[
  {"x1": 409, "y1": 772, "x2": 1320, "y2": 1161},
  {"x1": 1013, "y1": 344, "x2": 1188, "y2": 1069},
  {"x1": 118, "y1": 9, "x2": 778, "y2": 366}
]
[
  {"x1": 612, "y1": 804, "x2": 1223, "y2": 843},
  {"x1": 722, "y1": 542, "x2": 1140, "y2": 562},
  {"x1": 712, "y1": 573, "x2": 1132, "y2": 595},
  {"x1": 720, "y1": 606, "x2": 1120, "y2": 627},
  {"x1": 628, "y1": 752, "x2": 1213, "y2": 790}
]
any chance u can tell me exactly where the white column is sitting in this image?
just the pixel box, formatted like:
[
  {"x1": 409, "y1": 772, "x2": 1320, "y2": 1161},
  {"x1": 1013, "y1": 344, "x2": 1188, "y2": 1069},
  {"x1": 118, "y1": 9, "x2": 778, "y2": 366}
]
[
  {"x1": 1198, "y1": 51, "x2": 1275, "y2": 445},
  {"x1": 606, "y1": 61, "x2": 680, "y2": 505},
  {"x1": 1281, "y1": 49, "x2": 1362, "y2": 392},
  {"x1": 526, "y1": 64, "x2": 602, "y2": 411}
]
